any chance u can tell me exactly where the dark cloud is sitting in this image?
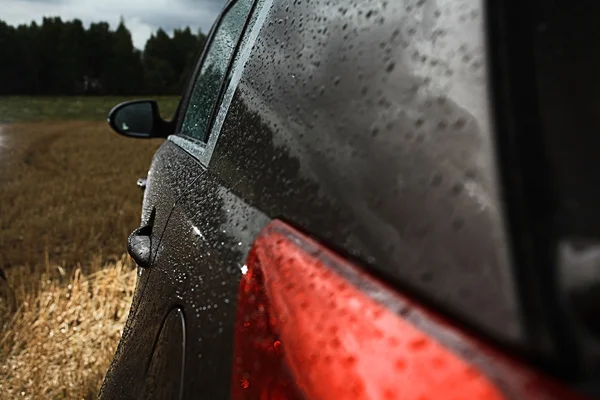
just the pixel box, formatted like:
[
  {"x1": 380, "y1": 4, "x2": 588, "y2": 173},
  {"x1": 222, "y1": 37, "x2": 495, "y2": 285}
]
[
  {"x1": 2, "y1": 0, "x2": 228, "y2": 47},
  {"x1": 181, "y1": 0, "x2": 225, "y2": 8},
  {"x1": 128, "y1": 0, "x2": 227, "y2": 34},
  {"x1": 19, "y1": 0, "x2": 66, "y2": 3},
  {"x1": 146, "y1": 0, "x2": 226, "y2": 31},
  {"x1": 141, "y1": 9, "x2": 221, "y2": 34}
]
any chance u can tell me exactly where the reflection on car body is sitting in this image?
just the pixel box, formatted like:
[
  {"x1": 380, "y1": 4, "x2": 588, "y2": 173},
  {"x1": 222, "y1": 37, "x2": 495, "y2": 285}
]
[{"x1": 100, "y1": 0, "x2": 600, "y2": 398}]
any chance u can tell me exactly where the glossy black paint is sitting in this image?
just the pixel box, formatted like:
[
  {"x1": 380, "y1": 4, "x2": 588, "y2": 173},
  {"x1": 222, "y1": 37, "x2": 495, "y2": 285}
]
[
  {"x1": 101, "y1": 141, "x2": 203, "y2": 399},
  {"x1": 530, "y1": 0, "x2": 600, "y2": 380},
  {"x1": 212, "y1": 0, "x2": 523, "y2": 344},
  {"x1": 486, "y1": 0, "x2": 600, "y2": 385},
  {"x1": 101, "y1": 140, "x2": 269, "y2": 398},
  {"x1": 156, "y1": 168, "x2": 269, "y2": 399},
  {"x1": 142, "y1": 307, "x2": 186, "y2": 399},
  {"x1": 127, "y1": 224, "x2": 153, "y2": 269},
  {"x1": 101, "y1": 0, "x2": 600, "y2": 398},
  {"x1": 485, "y1": 0, "x2": 579, "y2": 376}
]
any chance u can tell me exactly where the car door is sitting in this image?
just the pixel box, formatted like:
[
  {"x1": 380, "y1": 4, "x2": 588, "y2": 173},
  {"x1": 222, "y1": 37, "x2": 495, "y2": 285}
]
[
  {"x1": 104, "y1": 0, "x2": 600, "y2": 397},
  {"x1": 155, "y1": 0, "x2": 534, "y2": 397},
  {"x1": 100, "y1": 0, "x2": 265, "y2": 399},
  {"x1": 133, "y1": 0, "x2": 521, "y2": 397},
  {"x1": 146, "y1": 0, "x2": 275, "y2": 398}
]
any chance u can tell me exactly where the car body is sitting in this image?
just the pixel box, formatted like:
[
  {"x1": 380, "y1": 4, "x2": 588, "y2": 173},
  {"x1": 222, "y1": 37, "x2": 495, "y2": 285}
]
[{"x1": 100, "y1": 0, "x2": 600, "y2": 398}]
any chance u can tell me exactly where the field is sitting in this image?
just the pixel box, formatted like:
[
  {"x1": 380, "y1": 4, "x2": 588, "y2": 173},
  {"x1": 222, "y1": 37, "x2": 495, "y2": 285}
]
[
  {"x1": 0, "y1": 96, "x2": 178, "y2": 399},
  {"x1": 0, "y1": 96, "x2": 179, "y2": 123}
]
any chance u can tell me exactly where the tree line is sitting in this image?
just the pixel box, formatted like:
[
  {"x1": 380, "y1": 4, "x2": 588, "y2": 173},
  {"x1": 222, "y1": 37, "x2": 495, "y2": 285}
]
[{"x1": 0, "y1": 17, "x2": 207, "y2": 95}]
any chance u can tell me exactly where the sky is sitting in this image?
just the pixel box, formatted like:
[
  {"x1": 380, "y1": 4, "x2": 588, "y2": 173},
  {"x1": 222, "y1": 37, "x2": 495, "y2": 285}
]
[{"x1": 0, "y1": 0, "x2": 227, "y2": 49}]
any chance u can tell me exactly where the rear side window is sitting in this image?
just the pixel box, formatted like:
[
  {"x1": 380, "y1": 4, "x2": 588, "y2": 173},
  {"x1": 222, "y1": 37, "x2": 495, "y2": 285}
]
[{"x1": 179, "y1": 0, "x2": 253, "y2": 142}]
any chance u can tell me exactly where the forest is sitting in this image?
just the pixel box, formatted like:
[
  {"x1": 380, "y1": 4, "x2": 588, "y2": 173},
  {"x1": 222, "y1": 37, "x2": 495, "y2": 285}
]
[{"x1": 0, "y1": 17, "x2": 207, "y2": 96}]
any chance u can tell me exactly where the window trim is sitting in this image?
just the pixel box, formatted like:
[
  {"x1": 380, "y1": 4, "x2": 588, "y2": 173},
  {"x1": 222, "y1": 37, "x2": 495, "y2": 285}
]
[
  {"x1": 174, "y1": 0, "x2": 258, "y2": 143},
  {"x1": 169, "y1": 0, "x2": 273, "y2": 168}
]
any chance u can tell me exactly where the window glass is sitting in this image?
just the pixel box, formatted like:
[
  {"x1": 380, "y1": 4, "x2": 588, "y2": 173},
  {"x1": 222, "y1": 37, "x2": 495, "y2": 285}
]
[{"x1": 179, "y1": 0, "x2": 253, "y2": 141}]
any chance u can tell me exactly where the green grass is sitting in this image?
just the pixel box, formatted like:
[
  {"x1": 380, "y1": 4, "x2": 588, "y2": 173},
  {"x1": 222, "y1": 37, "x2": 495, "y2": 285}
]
[{"x1": 0, "y1": 96, "x2": 180, "y2": 123}]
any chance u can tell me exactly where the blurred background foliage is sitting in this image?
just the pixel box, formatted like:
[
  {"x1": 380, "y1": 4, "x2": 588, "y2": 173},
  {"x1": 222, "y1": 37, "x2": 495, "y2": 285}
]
[{"x1": 0, "y1": 17, "x2": 206, "y2": 96}]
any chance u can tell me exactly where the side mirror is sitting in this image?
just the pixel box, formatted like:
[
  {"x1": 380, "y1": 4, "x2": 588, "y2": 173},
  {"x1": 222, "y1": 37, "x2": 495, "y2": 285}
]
[{"x1": 107, "y1": 100, "x2": 169, "y2": 138}]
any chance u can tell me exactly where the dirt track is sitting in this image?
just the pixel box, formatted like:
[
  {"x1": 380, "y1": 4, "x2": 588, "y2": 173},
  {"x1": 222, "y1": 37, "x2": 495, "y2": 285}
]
[{"x1": 0, "y1": 121, "x2": 161, "y2": 270}]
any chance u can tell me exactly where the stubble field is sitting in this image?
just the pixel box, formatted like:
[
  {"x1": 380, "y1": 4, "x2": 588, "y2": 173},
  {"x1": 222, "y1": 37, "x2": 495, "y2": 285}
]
[{"x1": 0, "y1": 96, "x2": 177, "y2": 399}]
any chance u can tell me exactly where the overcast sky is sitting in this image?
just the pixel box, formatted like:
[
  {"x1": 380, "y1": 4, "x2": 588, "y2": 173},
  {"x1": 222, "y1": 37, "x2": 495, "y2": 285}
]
[{"x1": 1, "y1": 0, "x2": 227, "y2": 49}]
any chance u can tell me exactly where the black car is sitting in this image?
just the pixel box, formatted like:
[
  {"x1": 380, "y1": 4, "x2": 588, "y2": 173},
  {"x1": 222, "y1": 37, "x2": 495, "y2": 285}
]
[{"x1": 100, "y1": 0, "x2": 600, "y2": 398}]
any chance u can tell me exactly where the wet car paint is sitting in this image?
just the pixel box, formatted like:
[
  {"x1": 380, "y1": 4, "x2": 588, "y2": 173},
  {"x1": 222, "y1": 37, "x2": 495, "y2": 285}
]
[
  {"x1": 101, "y1": 144, "x2": 271, "y2": 398},
  {"x1": 159, "y1": 172, "x2": 270, "y2": 399},
  {"x1": 210, "y1": 0, "x2": 522, "y2": 345},
  {"x1": 142, "y1": 307, "x2": 186, "y2": 399},
  {"x1": 231, "y1": 220, "x2": 587, "y2": 400},
  {"x1": 533, "y1": 0, "x2": 600, "y2": 374},
  {"x1": 127, "y1": 141, "x2": 199, "y2": 315},
  {"x1": 101, "y1": 0, "x2": 522, "y2": 397},
  {"x1": 101, "y1": 0, "x2": 600, "y2": 398},
  {"x1": 100, "y1": 141, "x2": 207, "y2": 398}
]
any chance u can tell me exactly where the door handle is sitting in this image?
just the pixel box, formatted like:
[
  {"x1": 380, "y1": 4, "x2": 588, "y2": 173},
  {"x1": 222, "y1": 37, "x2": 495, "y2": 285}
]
[{"x1": 128, "y1": 224, "x2": 153, "y2": 268}]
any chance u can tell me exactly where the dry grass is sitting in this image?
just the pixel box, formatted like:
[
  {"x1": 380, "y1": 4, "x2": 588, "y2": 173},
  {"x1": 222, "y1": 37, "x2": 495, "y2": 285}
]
[
  {"x1": 0, "y1": 108, "x2": 170, "y2": 398},
  {"x1": 0, "y1": 121, "x2": 162, "y2": 269},
  {"x1": 0, "y1": 254, "x2": 136, "y2": 399}
]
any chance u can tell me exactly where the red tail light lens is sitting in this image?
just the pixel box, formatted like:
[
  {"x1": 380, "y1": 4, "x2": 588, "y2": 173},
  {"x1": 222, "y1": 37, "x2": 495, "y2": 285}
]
[{"x1": 230, "y1": 220, "x2": 504, "y2": 400}]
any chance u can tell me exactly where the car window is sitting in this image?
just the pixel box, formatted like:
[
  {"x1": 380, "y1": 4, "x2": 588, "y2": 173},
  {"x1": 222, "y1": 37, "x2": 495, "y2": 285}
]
[{"x1": 178, "y1": 0, "x2": 253, "y2": 142}]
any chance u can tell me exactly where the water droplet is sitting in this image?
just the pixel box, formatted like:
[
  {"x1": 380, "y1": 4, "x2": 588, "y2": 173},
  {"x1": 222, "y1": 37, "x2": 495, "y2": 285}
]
[
  {"x1": 430, "y1": 174, "x2": 443, "y2": 187},
  {"x1": 409, "y1": 337, "x2": 428, "y2": 350},
  {"x1": 452, "y1": 218, "x2": 465, "y2": 231},
  {"x1": 395, "y1": 358, "x2": 406, "y2": 370},
  {"x1": 450, "y1": 183, "x2": 463, "y2": 196},
  {"x1": 453, "y1": 117, "x2": 467, "y2": 129}
]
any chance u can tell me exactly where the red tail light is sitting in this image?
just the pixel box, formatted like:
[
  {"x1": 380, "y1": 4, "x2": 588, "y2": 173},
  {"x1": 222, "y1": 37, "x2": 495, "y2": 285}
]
[{"x1": 230, "y1": 220, "x2": 505, "y2": 400}]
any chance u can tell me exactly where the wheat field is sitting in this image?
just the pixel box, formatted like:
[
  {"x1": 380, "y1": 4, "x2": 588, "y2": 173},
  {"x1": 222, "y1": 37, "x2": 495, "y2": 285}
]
[
  {"x1": 0, "y1": 255, "x2": 136, "y2": 399},
  {"x1": 0, "y1": 97, "x2": 175, "y2": 399}
]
